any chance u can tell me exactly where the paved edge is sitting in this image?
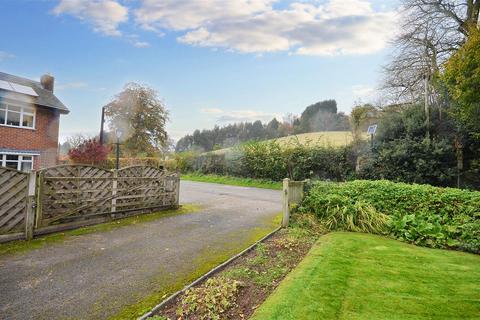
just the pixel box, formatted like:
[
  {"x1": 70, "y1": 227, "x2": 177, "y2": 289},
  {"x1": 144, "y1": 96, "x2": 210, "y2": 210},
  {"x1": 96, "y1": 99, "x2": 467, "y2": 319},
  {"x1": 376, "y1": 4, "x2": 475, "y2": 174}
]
[{"x1": 138, "y1": 226, "x2": 283, "y2": 320}]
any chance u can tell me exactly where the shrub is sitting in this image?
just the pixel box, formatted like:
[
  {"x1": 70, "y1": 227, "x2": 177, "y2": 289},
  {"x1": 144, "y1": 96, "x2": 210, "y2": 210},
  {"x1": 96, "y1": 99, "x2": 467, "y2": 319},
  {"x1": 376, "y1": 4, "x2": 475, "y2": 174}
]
[
  {"x1": 358, "y1": 138, "x2": 457, "y2": 186},
  {"x1": 176, "y1": 277, "x2": 241, "y2": 320},
  {"x1": 180, "y1": 140, "x2": 355, "y2": 181},
  {"x1": 299, "y1": 180, "x2": 480, "y2": 253},
  {"x1": 68, "y1": 139, "x2": 110, "y2": 165}
]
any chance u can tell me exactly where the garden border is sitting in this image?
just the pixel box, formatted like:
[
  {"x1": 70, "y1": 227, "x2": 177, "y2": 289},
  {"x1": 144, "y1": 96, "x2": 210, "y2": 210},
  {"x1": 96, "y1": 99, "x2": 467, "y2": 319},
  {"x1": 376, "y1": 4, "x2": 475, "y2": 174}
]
[{"x1": 138, "y1": 225, "x2": 282, "y2": 320}]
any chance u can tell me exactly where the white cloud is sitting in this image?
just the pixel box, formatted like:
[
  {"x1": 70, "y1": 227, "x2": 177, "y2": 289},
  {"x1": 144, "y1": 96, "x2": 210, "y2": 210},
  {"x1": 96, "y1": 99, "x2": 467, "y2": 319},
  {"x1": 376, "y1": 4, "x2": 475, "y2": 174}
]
[
  {"x1": 0, "y1": 51, "x2": 15, "y2": 62},
  {"x1": 134, "y1": 0, "x2": 398, "y2": 55},
  {"x1": 352, "y1": 84, "x2": 376, "y2": 101},
  {"x1": 125, "y1": 34, "x2": 151, "y2": 48},
  {"x1": 133, "y1": 41, "x2": 150, "y2": 48},
  {"x1": 135, "y1": 0, "x2": 274, "y2": 31},
  {"x1": 56, "y1": 81, "x2": 88, "y2": 90},
  {"x1": 201, "y1": 108, "x2": 280, "y2": 123},
  {"x1": 201, "y1": 108, "x2": 223, "y2": 114},
  {"x1": 53, "y1": 0, "x2": 128, "y2": 36}
]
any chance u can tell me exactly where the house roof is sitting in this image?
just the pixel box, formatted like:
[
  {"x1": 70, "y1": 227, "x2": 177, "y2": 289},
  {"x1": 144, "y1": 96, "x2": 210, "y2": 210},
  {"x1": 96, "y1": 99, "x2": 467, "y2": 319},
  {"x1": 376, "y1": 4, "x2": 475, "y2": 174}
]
[{"x1": 0, "y1": 72, "x2": 69, "y2": 114}]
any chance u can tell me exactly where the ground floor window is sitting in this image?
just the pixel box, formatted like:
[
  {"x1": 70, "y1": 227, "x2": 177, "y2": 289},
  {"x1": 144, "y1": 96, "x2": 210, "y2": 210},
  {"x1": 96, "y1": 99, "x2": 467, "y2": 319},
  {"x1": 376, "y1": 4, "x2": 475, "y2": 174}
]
[{"x1": 0, "y1": 153, "x2": 34, "y2": 171}]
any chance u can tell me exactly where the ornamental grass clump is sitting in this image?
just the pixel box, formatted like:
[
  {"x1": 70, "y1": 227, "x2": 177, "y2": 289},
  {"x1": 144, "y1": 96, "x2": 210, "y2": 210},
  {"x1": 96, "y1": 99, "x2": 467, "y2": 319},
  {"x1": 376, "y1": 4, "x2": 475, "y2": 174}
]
[{"x1": 312, "y1": 195, "x2": 389, "y2": 234}]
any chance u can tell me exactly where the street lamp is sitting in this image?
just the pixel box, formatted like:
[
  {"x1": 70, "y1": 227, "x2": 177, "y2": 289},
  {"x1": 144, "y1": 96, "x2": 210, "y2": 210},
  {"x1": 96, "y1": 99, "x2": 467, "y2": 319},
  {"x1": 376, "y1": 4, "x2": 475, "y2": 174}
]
[
  {"x1": 99, "y1": 106, "x2": 106, "y2": 145},
  {"x1": 115, "y1": 129, "x2": 123, "y2": 170}
]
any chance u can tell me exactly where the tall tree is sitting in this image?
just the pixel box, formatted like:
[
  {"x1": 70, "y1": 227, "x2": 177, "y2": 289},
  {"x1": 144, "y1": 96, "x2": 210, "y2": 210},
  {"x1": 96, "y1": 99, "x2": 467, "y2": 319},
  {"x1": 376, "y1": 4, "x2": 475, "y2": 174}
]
[
  {"x1": 443, "y1": 26, "x2": 480, "y2": 140},
  {"x1": 384, "y1": 0, "x2": 480, "y2": 104},
  {"x1": 297, "y1": 99, "x2": 339, "y2": 133},
  {"x1": 104, "y1": 83, "x2": 169, "y2": 156}
]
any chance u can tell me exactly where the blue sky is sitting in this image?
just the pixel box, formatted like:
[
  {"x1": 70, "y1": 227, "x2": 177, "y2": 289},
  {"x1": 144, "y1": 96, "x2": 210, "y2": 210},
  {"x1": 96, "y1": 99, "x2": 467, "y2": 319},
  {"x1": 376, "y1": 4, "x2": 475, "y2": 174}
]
[{"x1": 0, "y1": 0, "x2": 399, "y2": 142}]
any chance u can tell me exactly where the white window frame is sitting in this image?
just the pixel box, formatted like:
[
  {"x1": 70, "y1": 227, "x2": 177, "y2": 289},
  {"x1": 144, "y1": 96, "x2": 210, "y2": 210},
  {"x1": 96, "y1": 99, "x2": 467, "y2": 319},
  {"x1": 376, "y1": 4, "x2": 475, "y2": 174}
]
[
  {"x1": 0, "y1": 102, "x2": 36, "y2": 130},
  {"x1": 0, "y1": 152, "x2": 36, "y2": 171}
]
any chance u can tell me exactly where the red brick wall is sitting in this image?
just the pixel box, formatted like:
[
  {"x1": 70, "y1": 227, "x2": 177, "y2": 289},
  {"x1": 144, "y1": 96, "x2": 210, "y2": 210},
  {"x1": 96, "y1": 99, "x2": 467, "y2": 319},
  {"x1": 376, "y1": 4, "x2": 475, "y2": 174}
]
[{"x1": 0, "y1": 107, "x2": 60, "y2": 169}]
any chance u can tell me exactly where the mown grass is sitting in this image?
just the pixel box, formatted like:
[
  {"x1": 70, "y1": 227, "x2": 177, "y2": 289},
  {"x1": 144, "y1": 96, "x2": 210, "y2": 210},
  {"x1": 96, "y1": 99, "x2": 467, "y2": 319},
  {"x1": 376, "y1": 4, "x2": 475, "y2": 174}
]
[
  {"x1": 181, "y1": 173, "x2": 282, "y2": 190},
  {"x1": 0, "y1": 204, "x2": 200, "y2": 257},
  {"x1": 252, "y1": 232, "x2": 480, "y2": 320}
]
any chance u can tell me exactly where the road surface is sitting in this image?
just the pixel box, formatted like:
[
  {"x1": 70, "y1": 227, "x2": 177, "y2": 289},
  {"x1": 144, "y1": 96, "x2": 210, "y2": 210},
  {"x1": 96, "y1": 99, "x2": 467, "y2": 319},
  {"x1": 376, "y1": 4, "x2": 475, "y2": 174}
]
[{"x1": 0, "y1": 181, "x2": 281, "y2": 320}]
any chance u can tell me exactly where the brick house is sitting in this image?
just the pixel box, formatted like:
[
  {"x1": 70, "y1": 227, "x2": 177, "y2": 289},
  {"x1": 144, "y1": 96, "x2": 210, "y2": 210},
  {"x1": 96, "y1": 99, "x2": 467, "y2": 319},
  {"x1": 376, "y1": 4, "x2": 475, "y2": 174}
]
[{"x1": 0, "y1": 72, "x2": 69, "y2": 171}]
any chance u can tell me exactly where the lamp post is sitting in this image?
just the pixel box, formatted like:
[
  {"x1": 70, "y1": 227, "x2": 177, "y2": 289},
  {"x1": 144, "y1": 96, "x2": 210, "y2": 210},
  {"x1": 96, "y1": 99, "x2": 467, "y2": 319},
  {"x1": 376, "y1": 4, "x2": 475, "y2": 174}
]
[
  {"x1": 115, "y1": 129, "x2": 122, "y2": 170},
  {"x1": 99, "y1": 106, "x2": 106, "y2": 145}
]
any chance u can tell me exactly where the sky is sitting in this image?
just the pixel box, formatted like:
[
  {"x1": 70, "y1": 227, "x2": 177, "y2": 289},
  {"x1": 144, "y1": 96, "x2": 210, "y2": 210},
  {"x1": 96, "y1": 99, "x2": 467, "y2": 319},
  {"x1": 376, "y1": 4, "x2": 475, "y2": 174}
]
[{"x1": 0, "y1": 0, "x2": 400, "y2": 142}]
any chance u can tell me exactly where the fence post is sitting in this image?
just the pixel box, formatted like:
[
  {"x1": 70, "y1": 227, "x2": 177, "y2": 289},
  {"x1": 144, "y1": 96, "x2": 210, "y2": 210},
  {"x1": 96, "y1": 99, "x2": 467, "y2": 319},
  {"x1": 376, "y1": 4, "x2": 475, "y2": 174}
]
[
  {"x1": 111, "y1": 169, "x2": 118, "y2": 214},
  {"x1": 282, "y1": 178, "x2": 290, "y2": 228},
  {"x1": 174, "y1": 174, "x2": 181, "y2": 208},
  {"x1": 25, "y1": 171, "x2": 36, "y2": 240},
  {"x1": 35, "y1": 171, "x2": 43, "y2": 227}
]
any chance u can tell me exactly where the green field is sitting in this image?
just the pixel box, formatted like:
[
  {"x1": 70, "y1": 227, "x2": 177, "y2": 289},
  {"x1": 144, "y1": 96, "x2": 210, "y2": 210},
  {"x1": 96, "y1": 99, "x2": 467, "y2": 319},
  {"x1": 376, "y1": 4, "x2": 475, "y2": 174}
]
[
  {"x1": 211, "y1": 131, "x2": 364, "y2": 155},
  {"x1": 273, "y1": 131, "x2": 359, "y2": 147},
  {"x1": 252, "y1": 232, "x2": 480, "y2": 320}
]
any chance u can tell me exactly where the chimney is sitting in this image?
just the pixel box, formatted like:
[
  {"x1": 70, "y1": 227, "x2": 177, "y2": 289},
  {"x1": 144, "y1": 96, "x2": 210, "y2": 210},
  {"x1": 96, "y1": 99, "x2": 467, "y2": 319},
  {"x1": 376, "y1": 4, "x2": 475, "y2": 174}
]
[{"x1": 40, "y1": 74, "x2": 54, "y2": 92}]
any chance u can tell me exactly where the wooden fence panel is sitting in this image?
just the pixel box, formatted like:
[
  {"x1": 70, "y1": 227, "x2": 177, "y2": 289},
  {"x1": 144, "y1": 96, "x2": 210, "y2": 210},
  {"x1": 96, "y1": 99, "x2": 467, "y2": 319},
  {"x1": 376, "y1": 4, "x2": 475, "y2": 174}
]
[
  {"x1": 116, "y1": 166, "x2": 178, "y2": 212},
  {"x1": 0, "y1": 167, "x2": 28, "y2": 236},
  {"x1": 37, "y1": 165, "x2": 179, "y2": 228},
  {"x1": 37, "y1": 165, "x2": 114, "y2": 226}
]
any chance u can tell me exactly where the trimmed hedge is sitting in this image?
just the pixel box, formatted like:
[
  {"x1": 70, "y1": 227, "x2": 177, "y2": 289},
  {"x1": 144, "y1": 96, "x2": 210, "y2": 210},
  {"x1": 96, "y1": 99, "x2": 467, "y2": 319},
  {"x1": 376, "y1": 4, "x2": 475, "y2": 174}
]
[
  {"x1": 299, "y1": 180, "x2": 480, "y2": 253},
  {"x1": 176, "y1": 141, "x2": 356, "y2": 181}
]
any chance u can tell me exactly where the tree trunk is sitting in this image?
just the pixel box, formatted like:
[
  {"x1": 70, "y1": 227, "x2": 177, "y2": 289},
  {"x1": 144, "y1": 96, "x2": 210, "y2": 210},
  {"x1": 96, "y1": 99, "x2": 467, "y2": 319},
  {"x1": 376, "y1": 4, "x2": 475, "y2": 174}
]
[{"x1": 455, "y1": 136, "x2": 464, "y2": 188}]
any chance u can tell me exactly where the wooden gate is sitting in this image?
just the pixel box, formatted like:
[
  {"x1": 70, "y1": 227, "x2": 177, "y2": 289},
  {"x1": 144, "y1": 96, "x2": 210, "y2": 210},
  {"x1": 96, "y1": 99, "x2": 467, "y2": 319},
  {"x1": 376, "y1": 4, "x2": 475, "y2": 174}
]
[
  {"x1": 36, "y1": 165, "x2": 180, "y2": 229},
  {"x1": 0, "y1": 164, "x2": 180, "y2": 242},
  {"x1": 0, "y1": 167, "x2": 29, "y2": 239},
  {"x1": 115, "y1": 166, "x2": 178, "y2": 212},
  {"x1": 36, "y1": 165, "x2": 114, "y2": 227}
]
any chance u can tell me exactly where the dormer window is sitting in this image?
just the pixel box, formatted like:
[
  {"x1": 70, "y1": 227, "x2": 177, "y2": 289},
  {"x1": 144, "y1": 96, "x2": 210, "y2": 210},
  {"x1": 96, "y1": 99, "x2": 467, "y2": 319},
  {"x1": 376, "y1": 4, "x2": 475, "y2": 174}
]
[{"x1": 0, "y1": 103, "x2": 35, "y2": 129}]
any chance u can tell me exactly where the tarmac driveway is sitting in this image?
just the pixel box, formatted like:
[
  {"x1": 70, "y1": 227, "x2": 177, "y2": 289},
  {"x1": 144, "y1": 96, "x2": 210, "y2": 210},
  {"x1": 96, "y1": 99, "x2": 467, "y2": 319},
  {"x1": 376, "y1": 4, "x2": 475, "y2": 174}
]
[{"x1": 0, "y1": 181, "x2": 281, "y2": 320}]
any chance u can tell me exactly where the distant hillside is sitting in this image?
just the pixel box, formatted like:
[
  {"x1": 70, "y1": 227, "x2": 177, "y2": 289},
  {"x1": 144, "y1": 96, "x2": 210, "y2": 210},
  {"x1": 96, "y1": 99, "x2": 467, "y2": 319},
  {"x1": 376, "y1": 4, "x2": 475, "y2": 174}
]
[
  {"x1": 175, "y1": 99, "x2": 350, "y2": 153},
  {"x1": 210, "y1": 131, "x2": 365, "y2": 154}
]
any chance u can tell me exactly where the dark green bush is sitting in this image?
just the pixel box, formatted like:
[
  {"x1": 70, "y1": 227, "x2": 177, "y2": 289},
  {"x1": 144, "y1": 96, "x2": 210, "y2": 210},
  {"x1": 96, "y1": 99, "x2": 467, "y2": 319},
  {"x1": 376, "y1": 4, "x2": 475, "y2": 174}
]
[
  {"x1": 299, "y1": 180, "x2": 480, "y2": 253},
  {"x1": 358, "y1": 138, "x2": 457, "y2": 186}
]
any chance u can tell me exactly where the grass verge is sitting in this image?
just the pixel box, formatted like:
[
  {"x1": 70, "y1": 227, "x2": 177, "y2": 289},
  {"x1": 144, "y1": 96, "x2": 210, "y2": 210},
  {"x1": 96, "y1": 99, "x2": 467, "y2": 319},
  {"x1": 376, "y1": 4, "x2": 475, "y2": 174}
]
[
  {"x1": 181, "y1": 173, "x2": 282, "y2": 190},
  {"x1": 0, "y1": 204, "x2": 200, "y2": 257},
  {"x1": 252, "y1": 232, "x2": 480, "y2": 320}
]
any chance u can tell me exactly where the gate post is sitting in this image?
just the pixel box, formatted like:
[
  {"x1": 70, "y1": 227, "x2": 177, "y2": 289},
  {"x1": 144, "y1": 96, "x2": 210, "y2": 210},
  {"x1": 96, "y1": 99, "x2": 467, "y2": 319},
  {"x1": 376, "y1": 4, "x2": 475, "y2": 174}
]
[
  {"x1": 111, "y1": 169, "x2": 118, "y2": 214},
  {"x1": 174, "y1": 174, "x2": 180, "y2": 208},
  {"x1": 25, "y1": 171, "x2": 36, "y2": 240},
  {"x1": 282, "y1": 178, "x2": 290, "y2": 228}
]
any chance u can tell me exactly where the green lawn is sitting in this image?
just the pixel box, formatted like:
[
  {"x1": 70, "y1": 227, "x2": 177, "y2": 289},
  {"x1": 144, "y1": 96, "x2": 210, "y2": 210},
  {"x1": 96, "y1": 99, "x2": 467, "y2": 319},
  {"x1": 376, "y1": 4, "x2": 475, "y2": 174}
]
[
  {"x1": 252, "y1": 232, "x2": 480, "y2": 320},
  {"x1": 181, "y1": 173, "x2": 282, "y2": 190}
]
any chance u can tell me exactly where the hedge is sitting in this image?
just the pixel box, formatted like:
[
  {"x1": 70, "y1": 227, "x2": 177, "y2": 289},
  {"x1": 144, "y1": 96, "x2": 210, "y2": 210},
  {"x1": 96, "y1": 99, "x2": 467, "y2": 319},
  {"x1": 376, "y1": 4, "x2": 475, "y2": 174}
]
[
  {"x1": 299, "y1": 180, "x2": 480, "y2": 253},
  {"x1": 176, "y1": 141, "x2": 356, "y2": 181}
]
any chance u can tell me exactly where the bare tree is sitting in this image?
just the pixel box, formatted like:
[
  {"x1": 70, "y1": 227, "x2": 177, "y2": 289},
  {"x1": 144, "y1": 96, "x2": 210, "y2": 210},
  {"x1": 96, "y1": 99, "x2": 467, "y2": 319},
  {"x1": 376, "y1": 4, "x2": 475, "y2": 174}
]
[
  {"x1": 66, "y1": 133, "x2": 90, "y2": 149},
  {"x1": 383, "y1": 0, "x2": 480, "y2": 104}
]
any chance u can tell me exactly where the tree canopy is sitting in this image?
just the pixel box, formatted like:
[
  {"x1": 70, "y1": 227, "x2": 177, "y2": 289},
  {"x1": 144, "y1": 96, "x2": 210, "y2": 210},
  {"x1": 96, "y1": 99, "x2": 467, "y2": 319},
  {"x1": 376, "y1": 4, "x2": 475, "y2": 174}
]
[
  {"x1": 104, "y1": 83, "x2": 169, "y2": 156},
  {"x1": 443, "y1": 27, "x2": 480, "y2": 140}
]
